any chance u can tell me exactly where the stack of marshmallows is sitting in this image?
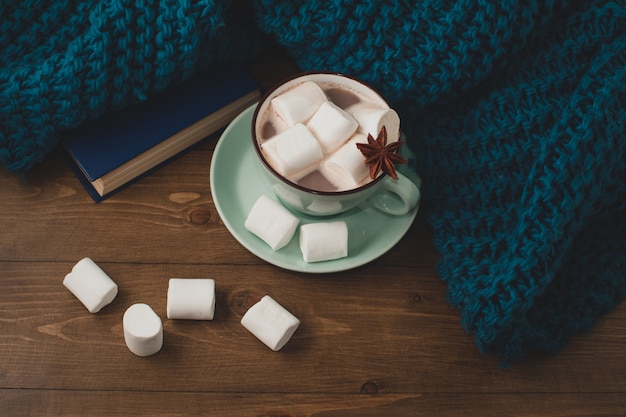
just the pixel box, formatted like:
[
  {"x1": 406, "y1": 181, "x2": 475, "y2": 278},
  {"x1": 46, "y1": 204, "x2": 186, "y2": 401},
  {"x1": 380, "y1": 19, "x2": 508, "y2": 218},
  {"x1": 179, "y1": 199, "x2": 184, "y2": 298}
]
[
  {"x1": 261, "y1": 80, "x2": 400, "y2": 189},
  {"x1": 246, "y1": 80, "x2": 401, "y2": 263},
  {"x1": 63, "y1": 258, "x2": 300, "y2": 356}
]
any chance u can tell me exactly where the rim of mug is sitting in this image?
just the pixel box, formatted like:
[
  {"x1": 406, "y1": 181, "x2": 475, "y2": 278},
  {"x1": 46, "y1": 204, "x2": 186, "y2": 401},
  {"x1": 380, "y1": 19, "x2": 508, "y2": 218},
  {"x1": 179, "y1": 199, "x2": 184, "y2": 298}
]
[{"x1": 251, "y1": 71, "x2": 394, "y2": 197}]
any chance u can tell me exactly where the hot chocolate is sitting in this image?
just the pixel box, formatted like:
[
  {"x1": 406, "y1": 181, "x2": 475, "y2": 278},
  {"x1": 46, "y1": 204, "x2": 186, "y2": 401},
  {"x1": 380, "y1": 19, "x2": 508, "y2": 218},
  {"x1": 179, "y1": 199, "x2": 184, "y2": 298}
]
[{"x1": 255, "y1": 76, "x2": 400, "y2": 192}]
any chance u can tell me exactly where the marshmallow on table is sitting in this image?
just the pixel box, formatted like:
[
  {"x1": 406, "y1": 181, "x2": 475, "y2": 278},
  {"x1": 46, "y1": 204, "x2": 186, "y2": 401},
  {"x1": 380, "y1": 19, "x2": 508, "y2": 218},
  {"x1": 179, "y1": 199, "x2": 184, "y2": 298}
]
[
  {"x1": 271, "y1": 80, "x2": 327, "y2": 125},
  {"x1": 167, "y1": 278, "x2": 215, "y2": 320},
  {"x1": 245, "y1": 194, "x2": 300, "y2": 250},
  {"x1": 261, "y1": 123, "x2": 324, "y2": 179},
  {"x1": 321, "y1": 133, "x2": 371, "y2": 190},
  {"x1": 123, "y1": 303, "x2": 163, "y2": 357},
  {"x1": 63, "y1": 257, "x2": 118, "y2": 313},
  {"x1": 299, "y1": 221, "x2": 348, "y2": 263},
  {"x1": 241, "y1": 295, "x2": 300, "y2": 351},
  {"x1": 307, "y1": 101, "x2": 359, "y2": 154},
  {"x1": 347, "y1": 105, "x2": 401, "y2": 142}
]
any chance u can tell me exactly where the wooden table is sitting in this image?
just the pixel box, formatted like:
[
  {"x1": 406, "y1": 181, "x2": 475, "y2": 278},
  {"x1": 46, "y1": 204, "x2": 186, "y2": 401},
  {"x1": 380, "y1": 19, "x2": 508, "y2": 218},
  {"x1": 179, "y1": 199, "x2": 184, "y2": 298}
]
[{"x1": 2, "y1": 47, "x2": 625, "y2": 416}]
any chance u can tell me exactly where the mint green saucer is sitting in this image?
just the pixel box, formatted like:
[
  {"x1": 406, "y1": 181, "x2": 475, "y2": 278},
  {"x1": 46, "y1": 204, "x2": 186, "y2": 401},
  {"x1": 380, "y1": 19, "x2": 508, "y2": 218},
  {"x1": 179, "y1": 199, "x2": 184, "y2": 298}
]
[{"x1": 210, "y1": 105, "x2": 419, "y2": 273}]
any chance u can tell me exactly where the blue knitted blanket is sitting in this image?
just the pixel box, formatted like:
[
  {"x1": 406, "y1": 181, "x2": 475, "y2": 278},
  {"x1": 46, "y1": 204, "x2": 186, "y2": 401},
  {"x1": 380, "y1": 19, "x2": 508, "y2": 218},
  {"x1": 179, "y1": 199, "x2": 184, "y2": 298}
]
[{"x1": 2, "y1": 1, "x2": 625, "y2": 363}]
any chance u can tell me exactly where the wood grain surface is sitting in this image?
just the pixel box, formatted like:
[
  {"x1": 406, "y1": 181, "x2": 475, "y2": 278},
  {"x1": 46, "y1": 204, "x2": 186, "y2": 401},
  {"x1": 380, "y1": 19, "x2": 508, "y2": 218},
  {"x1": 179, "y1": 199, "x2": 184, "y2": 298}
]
[{"x1": 1, "y1": 46, "x2": 625, "y2": 416}]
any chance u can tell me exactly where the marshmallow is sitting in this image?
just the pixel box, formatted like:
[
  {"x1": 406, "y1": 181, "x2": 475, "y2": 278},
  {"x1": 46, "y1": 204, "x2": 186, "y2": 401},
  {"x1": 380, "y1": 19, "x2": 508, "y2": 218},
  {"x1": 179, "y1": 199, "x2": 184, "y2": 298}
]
[
  {"x1": 245, "y1": 194, "x2": 300, "y2": 250},
  {"x1": 299, "y1": 221, "x2": 349, "y2": 262},
  {"x1": 167, "y1": 278, "x2": 215, "y2": 320},
  {"x1": 260, "y1": 123, "x2": 324, "y2": 178},
  {"x1": 321, "y1": 133, "x2": 371, "y2": 190},
  {"x1": 307, "y1": 101, "x2": 358, "y2": 154},
  {"x1": 123, "y1": 303, "x2": 163, "y2": 357},
  {"x1": 63, "y1": 257, "x2": 118, "y2": 313},
  {"x1": 241, "y1": 295, "x2": 300, "y2": 351},
  {"x1": 347, "y1": 105, "x2": 401, "y2": 142},
  {"x1": 271, "y1": 81, "x2": 327, "y2": 125}
]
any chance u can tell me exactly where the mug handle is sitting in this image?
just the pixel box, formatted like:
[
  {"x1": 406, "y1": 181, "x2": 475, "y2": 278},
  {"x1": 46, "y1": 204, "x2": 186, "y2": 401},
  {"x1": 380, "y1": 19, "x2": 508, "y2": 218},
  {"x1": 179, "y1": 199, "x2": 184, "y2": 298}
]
[{"x1": 367, "y1": 172, "x2": 420, "y2": 215}]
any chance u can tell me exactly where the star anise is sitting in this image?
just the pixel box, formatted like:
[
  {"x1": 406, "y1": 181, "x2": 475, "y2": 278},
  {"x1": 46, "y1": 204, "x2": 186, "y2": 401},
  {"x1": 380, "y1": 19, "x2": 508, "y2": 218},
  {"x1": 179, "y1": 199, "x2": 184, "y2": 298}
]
[{"x1": 356, "y1": 125, "x2": 407, "y2": 180}]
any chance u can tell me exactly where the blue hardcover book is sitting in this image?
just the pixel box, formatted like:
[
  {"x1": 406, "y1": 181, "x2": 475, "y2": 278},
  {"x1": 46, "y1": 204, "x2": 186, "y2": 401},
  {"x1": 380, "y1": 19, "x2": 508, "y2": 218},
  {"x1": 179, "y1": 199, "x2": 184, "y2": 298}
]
[{"x1": 62, "y1": 63, "x2": 260, "y2": 201}]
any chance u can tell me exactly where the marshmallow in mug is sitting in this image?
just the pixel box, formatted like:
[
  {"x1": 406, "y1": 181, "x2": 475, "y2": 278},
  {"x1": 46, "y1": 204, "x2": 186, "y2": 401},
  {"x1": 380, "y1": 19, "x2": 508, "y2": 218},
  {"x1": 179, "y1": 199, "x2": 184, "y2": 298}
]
[
  {"x1": 167, "y1": 278, "x2": 215, "y2": 320},
  {"x1": 63, "y1": 257, "x2": 118, "y2": 313},
  {"x1": 270, "y1": 80, "x2": 327, "y2": 126},
  {"x1": 321, "y1": 133, "x2": 371, "y2": 190},
  {"x1": 245, "y1": 194, "x2": 300, "y2": 250},
  {"x1": 260, "y1": 123, "x2": 324, "y2": 179},
  {"x1": 241, "y1": 295, "x2": 300, "y2": 351},
  {"x1": 306, "y1": 101, "x2": 359, "y2": 154},
  {"x1": 347, "y1": 104, "x2": 401, "y2": 143},
  {"x1": 299, "y1": 221, "x2": 348, "y2": 263},
  {"x1": 123, "y1": 303, "x2": 163, "y2": 357}
]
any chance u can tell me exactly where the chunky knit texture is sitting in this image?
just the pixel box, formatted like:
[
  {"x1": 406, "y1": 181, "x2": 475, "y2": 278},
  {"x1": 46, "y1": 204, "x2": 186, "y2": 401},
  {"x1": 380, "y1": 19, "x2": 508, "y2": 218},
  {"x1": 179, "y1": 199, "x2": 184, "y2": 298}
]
[
  {"x1": 2, "y1": 1, "x2": 625, "y2": 363},
  {"x1": 0, "y1": 0, "x2": 261, "y2": 171}
]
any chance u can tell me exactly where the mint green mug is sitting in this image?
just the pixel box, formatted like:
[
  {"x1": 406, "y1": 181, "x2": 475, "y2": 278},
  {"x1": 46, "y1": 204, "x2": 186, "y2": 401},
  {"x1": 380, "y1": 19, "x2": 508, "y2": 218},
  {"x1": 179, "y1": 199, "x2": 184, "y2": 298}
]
[{"x1": 251, "y1": 72, "x2": 420, "y2": 217}]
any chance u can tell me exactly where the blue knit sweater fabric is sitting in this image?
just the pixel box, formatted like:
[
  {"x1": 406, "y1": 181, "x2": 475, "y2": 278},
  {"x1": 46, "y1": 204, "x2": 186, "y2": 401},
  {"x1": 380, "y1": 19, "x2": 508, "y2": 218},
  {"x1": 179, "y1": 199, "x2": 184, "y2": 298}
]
[{"x1": 2, "y1": 1, "x2": 625, "y2": 363}]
